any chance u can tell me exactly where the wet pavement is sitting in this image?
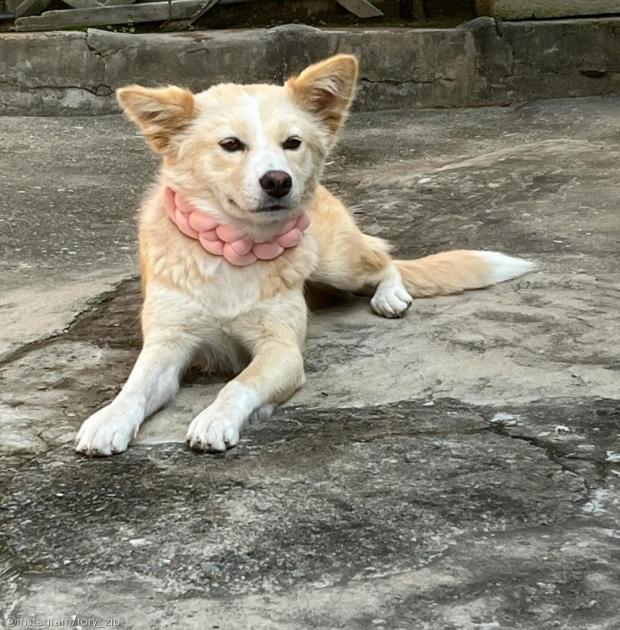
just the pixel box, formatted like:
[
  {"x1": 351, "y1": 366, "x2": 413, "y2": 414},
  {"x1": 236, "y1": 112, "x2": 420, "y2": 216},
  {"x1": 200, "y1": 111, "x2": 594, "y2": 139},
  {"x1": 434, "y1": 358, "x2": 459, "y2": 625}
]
[{"x1": 0, "y1": 97, "x2": 619, "y2": 629}]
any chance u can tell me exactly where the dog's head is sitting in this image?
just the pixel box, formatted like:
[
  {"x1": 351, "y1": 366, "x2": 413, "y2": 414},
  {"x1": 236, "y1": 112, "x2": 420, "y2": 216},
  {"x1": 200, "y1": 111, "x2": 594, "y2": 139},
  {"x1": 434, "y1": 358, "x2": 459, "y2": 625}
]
[{"x1": 117, "y1": 55, "x2": 358, "y2": 227}]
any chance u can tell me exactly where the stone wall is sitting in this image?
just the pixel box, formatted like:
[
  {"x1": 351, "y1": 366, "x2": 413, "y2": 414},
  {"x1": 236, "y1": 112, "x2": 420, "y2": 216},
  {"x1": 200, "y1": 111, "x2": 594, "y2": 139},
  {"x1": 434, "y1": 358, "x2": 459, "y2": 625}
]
[
  {"x1": 1, "y1": 18, "x2": 619, "y2": 115},
  {"x1": 477, "y1": 0, "x2": 620, "y2": 19}
]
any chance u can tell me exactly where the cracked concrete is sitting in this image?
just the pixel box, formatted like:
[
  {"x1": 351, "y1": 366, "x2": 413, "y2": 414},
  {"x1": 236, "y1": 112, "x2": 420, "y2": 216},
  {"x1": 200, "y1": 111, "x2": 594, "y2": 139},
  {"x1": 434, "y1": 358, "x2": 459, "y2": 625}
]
[{"x1": 1, "y1": 97, "x2": 619, "y2": 628}]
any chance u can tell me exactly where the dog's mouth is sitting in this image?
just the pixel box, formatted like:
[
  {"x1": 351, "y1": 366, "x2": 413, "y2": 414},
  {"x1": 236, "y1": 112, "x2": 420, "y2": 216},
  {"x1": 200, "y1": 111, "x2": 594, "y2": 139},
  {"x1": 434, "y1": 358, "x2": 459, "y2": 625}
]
[
  {"x1": 256, "y1": 204, "x2": 286, "y2": 213},
  {"x1": 228, "y1": 198, "x2": 290, "y2": 215}
]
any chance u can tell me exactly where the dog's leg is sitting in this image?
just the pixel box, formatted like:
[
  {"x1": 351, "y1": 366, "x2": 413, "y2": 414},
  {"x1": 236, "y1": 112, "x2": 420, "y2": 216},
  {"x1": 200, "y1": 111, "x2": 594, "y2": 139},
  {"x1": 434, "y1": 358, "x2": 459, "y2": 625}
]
[
  {"x1": 311, "y1": 209, "x2": 413, "y2": 318},
  {"x1": 369, "y1": 262, "x2": 414, "y2": 318},
  {"x1": 186, "y1": 295, "x2": 306, "y2": 452},
  {"x1": 75, "y1": 334, "x2": 195, "y2": 456},
  {"x1": 309, "y1": 187, "x2": 532, "y2": 315}
]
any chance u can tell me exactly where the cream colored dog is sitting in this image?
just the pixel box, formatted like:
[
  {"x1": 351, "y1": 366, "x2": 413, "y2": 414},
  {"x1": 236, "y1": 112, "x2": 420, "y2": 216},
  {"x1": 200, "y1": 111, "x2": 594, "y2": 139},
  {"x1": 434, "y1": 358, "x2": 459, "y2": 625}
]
[{"x1": 75, "y1": 54, "x2": 534, "y2": 456}]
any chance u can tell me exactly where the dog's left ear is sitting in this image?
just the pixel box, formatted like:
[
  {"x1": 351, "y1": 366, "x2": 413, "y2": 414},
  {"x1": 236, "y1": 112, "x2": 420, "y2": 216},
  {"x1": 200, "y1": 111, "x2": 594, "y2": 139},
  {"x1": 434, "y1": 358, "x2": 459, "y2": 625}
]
[
  {"x1": 286, "y1": 54, "x2": 358, "y2": 137},
  {"x1": 116, "y1": 85, "x2": 196, "y2": 155}
]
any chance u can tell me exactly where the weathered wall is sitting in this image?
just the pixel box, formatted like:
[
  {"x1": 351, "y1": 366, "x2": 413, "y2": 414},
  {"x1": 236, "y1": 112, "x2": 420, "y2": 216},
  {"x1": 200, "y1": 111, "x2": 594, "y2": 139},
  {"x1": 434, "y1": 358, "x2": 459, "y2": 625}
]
[
  {"x1": 480, "y1": 0, "x2": 620, "y2": 19},
  {"x1": 468, "y1": 17, "x2": 620, "y2": 103},
  {"x1": 0, "y1": 18, "x2": 619, "y2": 115}
]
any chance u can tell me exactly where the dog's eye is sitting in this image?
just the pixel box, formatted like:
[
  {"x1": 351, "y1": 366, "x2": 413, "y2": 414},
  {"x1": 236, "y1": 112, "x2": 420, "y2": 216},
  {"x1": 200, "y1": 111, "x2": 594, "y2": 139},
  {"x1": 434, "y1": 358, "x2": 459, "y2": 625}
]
[
  {"x1": 282, "y1": 136, "x2": 302, "y2": 151},
  {"x1": 219, "y1": 137, "x2": 245, "y2": 152}
]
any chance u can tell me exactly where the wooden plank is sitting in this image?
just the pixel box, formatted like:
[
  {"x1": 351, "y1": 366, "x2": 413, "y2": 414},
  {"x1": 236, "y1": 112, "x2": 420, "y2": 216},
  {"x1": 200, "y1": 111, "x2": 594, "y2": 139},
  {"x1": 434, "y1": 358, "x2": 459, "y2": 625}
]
[
  {"x1": 14, "y1": 0, "x2": 206, "y2": 29},
  {"x1": 14, "y1": 0, "x2": 385, "y2": 30},
  {"x1": 13, "y1": 0, "x2": 263, "y2": 28},
  {"x1": 14, "y1": 0, "x2": 52, "y2": 17},
  {"x1": 336, "y1": 0, "x2": 383, "y2": 18},
  {"x1": 62, "y1": 0, "x2": 100, "y2": 8},
  {"x1": 63, "y1": 0, "x2": 137, "y2": 9},
  {"x1": 161, "y1": 0, "x2": 219, "y2": 30}
]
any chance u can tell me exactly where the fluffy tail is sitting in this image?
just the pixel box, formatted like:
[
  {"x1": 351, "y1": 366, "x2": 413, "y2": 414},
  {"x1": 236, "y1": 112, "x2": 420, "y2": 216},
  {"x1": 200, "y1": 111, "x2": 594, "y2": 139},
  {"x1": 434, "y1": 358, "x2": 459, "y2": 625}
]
[{"x1": 394, "y1": 250, "x2": 535, "y2": 298}]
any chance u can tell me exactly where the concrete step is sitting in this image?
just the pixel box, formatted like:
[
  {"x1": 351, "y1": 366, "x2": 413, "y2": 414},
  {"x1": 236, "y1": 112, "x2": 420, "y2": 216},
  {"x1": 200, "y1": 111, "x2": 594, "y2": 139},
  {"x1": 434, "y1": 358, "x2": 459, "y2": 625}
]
[{"x1": 1, "y1": 18, "x2": 619, "y2": 115}]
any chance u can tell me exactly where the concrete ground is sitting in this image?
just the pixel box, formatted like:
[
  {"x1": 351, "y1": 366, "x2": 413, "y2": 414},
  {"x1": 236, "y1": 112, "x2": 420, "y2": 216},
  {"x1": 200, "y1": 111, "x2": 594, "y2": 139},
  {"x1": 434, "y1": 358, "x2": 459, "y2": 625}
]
[{"x1": 0, "y1": 97, "x2": 619, "y2": 629}]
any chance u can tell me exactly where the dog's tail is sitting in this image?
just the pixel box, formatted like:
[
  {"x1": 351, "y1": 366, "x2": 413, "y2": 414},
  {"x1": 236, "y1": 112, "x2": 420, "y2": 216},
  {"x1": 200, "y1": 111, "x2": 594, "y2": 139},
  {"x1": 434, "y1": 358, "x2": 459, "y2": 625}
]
[{"x1": 394, "y1": 250, "x2": 535, "y2": 297}]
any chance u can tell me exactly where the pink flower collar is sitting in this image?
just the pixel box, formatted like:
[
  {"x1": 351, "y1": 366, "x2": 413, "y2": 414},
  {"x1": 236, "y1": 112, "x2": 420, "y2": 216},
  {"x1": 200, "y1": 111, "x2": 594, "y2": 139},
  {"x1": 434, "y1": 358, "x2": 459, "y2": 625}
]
[{"x1": 163, "y1": 186, "x2": 311, "y2": 266}]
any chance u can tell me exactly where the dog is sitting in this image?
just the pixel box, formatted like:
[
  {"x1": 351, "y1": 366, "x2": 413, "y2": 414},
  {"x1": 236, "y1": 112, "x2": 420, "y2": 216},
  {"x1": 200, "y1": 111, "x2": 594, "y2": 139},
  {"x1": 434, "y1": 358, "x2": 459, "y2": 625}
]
[{"x1": 75, "y1": 54, "x2": 534, "y2": 456}]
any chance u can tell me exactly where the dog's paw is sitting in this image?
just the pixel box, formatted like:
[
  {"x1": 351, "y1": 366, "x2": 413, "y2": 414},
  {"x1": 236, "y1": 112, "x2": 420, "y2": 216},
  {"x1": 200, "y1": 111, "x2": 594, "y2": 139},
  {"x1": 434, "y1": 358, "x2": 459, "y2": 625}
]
[
  {"x1": 185, "y1": 406, "x2": 244, "y2": 453},
  {"x1": 186, "y1": 383, "x2": 263, "y2": 453},
  {"x1": 75, "y1": 401, "x2": 141, "y2": 456},
  {"x1": 371, "y1": 283, "x2": 413, "y2": 318}
]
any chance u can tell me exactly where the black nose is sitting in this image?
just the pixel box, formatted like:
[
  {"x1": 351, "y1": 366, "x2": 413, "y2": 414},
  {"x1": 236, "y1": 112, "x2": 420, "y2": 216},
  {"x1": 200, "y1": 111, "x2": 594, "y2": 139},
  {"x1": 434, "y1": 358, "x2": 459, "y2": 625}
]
[{"x1": 259, "y1": 170, "x2": 292, "y2": 199}]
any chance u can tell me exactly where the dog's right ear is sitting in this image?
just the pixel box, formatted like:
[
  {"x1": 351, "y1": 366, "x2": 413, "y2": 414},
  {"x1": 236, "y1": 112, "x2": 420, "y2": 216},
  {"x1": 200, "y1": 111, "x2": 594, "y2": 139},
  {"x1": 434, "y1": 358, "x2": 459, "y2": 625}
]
[
  {"x1": 116, "y1": 85, "x2": 196, "y2": 154},
  {"x1": 286, "y1": 54, "x2": 358, "y2": 140}
]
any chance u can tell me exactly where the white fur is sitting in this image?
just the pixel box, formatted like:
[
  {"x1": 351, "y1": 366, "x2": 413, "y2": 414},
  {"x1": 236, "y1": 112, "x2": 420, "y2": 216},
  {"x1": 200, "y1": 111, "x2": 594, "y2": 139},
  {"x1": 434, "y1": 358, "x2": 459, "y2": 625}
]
[
  {"x1": 371, "y1": 264, "x2": 413, "y2": 318},
  {"x1": 186, "y1": 381, "x2": 261, "y2": 451},
  {"x1": 75, "y1": 400, "x2": 142, "y2": 456},
  {"x1": 477, "y1": 251, "x2": 536, "y2": 284},
  {"x1": 241, "y1": 94, "x2": 293, "y2": 210},
  {"x1": 75, "y1": 338, "x2": 192, "y2": 455},
  {"x1": 146, "y1": 269, "x2": 264, "y2": 322},
  {"x1": 76, "y1": 278, "x2": 307, "y2": 455}
]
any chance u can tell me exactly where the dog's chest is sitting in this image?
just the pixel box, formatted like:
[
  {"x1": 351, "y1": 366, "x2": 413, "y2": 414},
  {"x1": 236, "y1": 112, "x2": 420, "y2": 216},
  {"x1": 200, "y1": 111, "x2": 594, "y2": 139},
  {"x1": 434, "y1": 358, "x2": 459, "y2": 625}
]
[
  {"x1": 175, "y1": 254, "x2": 270, "y2": 320},
  {"x1": 143, "y1": 211, "x2": 316, "y2": 327}
]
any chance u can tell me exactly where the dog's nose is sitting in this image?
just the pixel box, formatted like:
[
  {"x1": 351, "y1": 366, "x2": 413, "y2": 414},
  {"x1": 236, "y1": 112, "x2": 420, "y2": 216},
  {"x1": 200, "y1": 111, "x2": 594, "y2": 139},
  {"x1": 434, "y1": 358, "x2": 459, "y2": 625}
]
[{"x1": 260, "y1": 170, "x2": 292, "y2": 199}]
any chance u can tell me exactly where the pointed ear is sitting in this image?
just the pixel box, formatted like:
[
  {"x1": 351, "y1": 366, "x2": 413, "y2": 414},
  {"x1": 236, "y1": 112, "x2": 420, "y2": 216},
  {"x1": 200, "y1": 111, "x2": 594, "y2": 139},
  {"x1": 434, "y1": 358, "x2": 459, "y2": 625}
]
[
  {"x1": 286, "y1": 54, "x2": 358, "y2": 137},
  {"x1": 116, "y1": 85, "x2": 196, "y2": 154}
]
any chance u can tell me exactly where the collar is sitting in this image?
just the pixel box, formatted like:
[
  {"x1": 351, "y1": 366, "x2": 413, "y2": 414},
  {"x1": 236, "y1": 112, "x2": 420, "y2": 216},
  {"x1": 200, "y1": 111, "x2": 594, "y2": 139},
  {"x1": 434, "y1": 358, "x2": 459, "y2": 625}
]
[{"x1": 163, "y1": 186, "x2": 311, "y2": 266}]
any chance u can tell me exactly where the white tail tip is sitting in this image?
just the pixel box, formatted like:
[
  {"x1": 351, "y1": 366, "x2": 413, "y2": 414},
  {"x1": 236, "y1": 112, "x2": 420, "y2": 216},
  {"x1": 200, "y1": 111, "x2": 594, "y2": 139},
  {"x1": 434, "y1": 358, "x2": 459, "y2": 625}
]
[{"x1": 477, "y1": 251, "x2": 537, "y2": 284}]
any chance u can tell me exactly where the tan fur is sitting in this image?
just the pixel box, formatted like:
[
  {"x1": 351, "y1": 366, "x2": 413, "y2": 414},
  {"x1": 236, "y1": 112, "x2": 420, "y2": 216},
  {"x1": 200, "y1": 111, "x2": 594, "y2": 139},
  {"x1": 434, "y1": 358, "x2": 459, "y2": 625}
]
[
  {"x1": 117, "y1": 85, "x2": 196, "y2": 154},
  {"x1": 75, "y1": 55, "x2": 533, "y2": 457},
  {"x1": 306, "y1": 185, "x2": 391, "y2": 292},
  {"x1": 395, "y1": 251, "x2": 492, "y2": 297},
  {"x1": 287, "y1": 54, "x2": 359, "y2": 139}
]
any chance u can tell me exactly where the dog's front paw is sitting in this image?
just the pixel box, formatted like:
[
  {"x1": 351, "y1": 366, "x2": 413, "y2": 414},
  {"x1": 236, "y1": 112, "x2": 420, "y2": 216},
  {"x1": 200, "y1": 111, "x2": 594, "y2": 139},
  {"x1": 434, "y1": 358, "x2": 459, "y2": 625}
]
[
  {"x1": 371, "y1": 283, "x2": 413, "y2": 318},
  {"x1": 186, "y1": 407, "x2": 244, "y2": 453},
  {"x1": 75, "y1": 401, "x2": 141, "y2": 456}
]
